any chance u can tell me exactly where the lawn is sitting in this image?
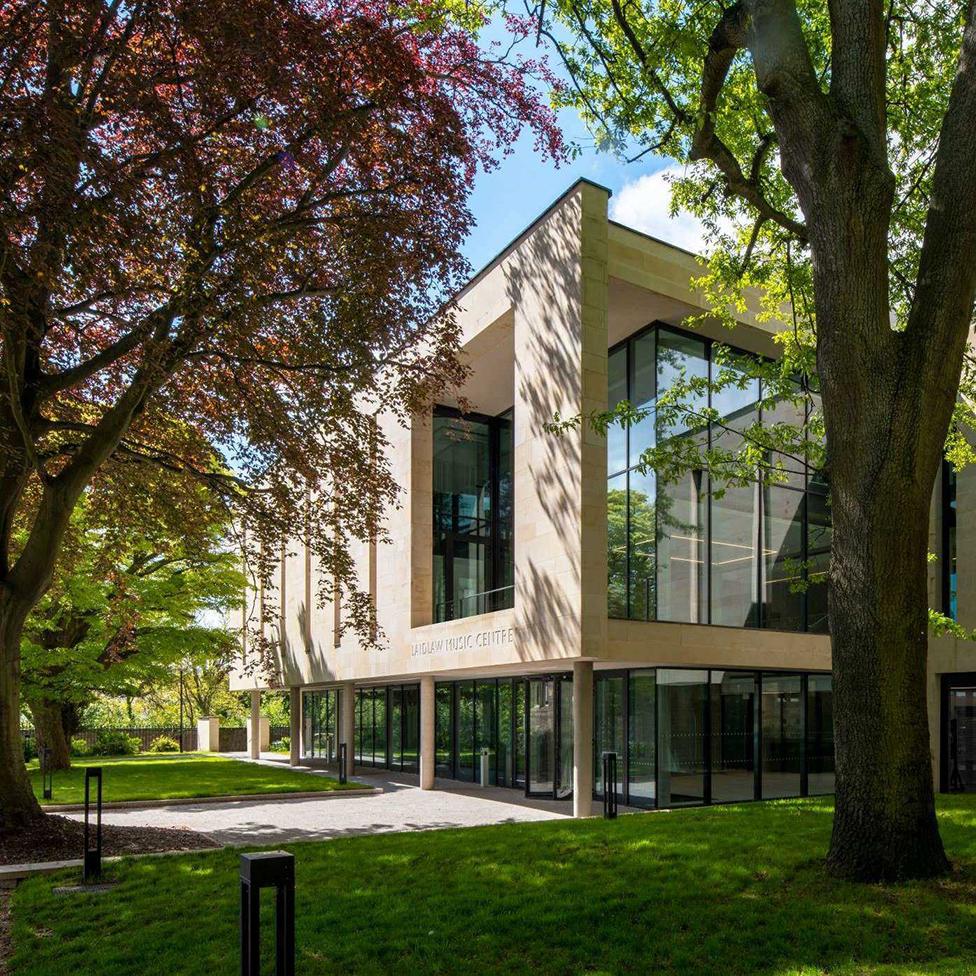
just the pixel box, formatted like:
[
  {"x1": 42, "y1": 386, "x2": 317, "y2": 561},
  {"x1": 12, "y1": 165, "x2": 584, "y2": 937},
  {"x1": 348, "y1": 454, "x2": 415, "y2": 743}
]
[
  {"x1": 10, "y1": 795, "x2": 976, "y2": 975},
  {"x1": 26, "y1": 754, "x2": 359, "y2": 805}
]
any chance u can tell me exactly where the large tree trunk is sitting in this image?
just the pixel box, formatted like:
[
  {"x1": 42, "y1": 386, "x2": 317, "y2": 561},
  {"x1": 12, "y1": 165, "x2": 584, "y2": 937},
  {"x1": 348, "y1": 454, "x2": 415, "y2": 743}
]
[
  {"x1": 28, "y1": 697, "x2": 72, "y2": 772},
  {"x1": 825, "y1": 481, "x2": 949, "y2": 881},
  {"x1": 0, "y1": 595, "x2": 42, "y2": 833}
]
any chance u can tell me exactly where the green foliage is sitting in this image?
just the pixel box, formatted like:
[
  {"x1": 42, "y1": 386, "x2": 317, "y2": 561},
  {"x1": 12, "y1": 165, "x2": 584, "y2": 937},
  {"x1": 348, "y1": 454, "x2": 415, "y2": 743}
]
[
  {"x1": 22, "y1": 737, "x2": 36, "y2": 762},
  {"x1": 91, "y1": 731, "x2": 141, "y2": 757},
  {"x1": 269, "y1": 736, "x2": 290, "y2": 753},
  {"x1": 69, "y1": 738, "x2": 90, "y2": 757},
  {"x1": 147, "y1": 736, "x2": 181, "y2": 753}
]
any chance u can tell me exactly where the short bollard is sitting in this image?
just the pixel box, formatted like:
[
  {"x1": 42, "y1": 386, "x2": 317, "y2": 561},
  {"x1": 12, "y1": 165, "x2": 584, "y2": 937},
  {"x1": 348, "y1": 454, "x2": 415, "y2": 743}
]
[
  {"x1": 83, "y1": 766, "x2": 103, "y2": 882},
  {"x1": 41, "y1": 746, "x2": 53, "y2": 800},
  {"x1": 602, "y1": 752, "x2": 618, "y2": 820},
  {"x1": 338, "y1": 742, "x2": 347, "y2": 784},
  {"x1": 240, "y1": 851, "x2": 295, "y2": 976},
  {"x1": 480, "y1": 747, "x2": 490, "y2": 787}
]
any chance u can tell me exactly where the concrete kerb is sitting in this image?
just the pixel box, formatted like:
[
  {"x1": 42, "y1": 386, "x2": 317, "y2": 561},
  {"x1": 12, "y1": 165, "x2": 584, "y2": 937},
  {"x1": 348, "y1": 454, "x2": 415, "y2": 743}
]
[{"x1": 43, "y1": 786, "x2": 381, "y2": 813}]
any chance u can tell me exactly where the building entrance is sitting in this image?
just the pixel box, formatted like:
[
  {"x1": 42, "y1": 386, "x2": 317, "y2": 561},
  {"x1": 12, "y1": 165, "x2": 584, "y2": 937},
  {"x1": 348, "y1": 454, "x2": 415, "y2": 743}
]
[{"x1": 942, "y1": 674, "x2": 976, "y2": 792}]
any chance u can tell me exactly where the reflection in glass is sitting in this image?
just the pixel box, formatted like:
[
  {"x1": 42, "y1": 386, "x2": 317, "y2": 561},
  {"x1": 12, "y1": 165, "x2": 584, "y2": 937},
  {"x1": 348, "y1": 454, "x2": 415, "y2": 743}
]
[
  {"x1": 657, "y1": 470, "x2": 706, "y2": 623},
  {"x1": 514, "y1": 679, "x2": 526, "y2": 788},
  {"x1": 806, "y1": 492, "x2": 831, "y2": 633},
  {"x1": 761, "y1": 674, "x2": 802, "y2": 798},
  {"x1": 657, "y1": 669, "x2": 707, "y2": 806},
  {"x1": 477, "y1": 680, "x2": 497, "y2": 784},
  {"x1": 608, "y1": 346, "x2": 627, "y2": 475},
  {"x1": 628, "y1": 670, "x2": 656, "y2": 807},
  {"x1": 595, "y1": 675, "x2": 625, "y2": 797},
  {"x1": 711, "y1": 485, "x2": 758, "y2": 627},
  {"x1": 457, "y1": 681, "x2": 475, "y2": 782},
  {"x1": 607, "y1": 472, "x2": 628, "y2": 618},
  {"x1": 528, "y1": 678, "x2": 554, "y2": 795},
  {"x1": 710, "y1": 672, "x2": 756, "y2": 802},
  {"x1": 807, "y1": 675, "x2": 834, "y2": 794},
  {"x1": 498, "y1": 680, "x2": 513, "y2": 787},
  {"x1": 629, "y1": 468, "x2": 656, "y2": 621},
  {"x1": 558, "y1": 676, "x2": 574, "y2": 799},
  {"x1": 435, "y1": 683, "x2": 453, "y2": 777},
  {"x1": 763, "y1": 488, "x2": 804, "y2": 630}
]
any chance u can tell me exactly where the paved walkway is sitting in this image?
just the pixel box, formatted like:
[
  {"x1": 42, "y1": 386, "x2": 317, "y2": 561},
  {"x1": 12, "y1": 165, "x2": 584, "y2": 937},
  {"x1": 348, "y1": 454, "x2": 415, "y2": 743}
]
[{"x1": 63, "y1": 760, "x2": 572, "y2": 847}]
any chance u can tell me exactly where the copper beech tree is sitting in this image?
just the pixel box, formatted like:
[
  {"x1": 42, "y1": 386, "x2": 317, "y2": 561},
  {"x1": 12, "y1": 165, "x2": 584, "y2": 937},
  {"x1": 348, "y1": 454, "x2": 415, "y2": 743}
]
[
  {"x1": 533, "y1": 0, "x2": 976, "y2": 880},
  {"x1": 0, "y1": 0, "x2": 562, "y2": 831}
]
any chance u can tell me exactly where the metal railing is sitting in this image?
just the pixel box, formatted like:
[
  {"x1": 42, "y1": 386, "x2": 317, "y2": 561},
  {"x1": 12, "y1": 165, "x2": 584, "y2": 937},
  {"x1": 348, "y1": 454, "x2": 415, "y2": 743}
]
[{"x1": 435, "y1": 584, "x2": 515, "y2": 622}]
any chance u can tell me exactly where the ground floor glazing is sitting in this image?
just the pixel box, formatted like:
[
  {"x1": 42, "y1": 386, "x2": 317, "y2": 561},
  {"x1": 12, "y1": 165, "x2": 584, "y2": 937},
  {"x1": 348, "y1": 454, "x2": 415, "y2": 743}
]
[{"x1": 303, "y1": 666, "x2": 835, "y2": 808}]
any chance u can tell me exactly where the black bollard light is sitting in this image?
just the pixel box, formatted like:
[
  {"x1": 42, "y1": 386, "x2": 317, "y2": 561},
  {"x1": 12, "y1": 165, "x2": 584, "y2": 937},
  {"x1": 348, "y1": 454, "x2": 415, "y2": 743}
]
[
  {"x1": 83, "y1": 766, "x2": 103, "y2": 883},
  {"x1": 41, "y1": 746, "x2": 53, "y2": 800},
  {"x1": 602, "y1": 751, "x2": 618, "y2": 820},
  {"x1": 338, "y1": 742, "x2": 347, "y2": 785},
  {"x1": 240, "y1": 851, "x2": 295, "y2": 976}
]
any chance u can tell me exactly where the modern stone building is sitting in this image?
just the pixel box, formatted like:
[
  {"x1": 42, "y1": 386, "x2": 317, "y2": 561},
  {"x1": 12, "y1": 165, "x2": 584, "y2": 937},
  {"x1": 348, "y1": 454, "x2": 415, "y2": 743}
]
[{"x1": 230, "y1": 179, "x2": 976, "y2": 815}]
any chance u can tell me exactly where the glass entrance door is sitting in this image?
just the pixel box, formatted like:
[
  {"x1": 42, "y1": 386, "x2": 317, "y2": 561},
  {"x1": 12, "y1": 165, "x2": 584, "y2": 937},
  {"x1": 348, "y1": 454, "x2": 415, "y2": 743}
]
[{"x1": 525, "y1": 675, "x2": 573, "y2": 799}]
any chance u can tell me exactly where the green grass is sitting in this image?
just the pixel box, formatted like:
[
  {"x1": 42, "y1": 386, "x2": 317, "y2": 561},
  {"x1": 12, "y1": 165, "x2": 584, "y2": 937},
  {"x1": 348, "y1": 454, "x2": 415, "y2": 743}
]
[
  {"x1": 26, "y1": 753, "x2": 358, "y2": 804},
  {"x1": 11, "y1": 795, "x2": 976, "y2": 975}
]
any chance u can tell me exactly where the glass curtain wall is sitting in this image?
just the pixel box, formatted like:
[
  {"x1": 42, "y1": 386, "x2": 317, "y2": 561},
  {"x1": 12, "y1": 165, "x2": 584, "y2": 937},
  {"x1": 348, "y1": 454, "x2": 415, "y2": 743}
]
[
  {"x1": 608, "y1": 323, "x2": 829, "y2": 632},
  {"x1": 943, "y1": 459, "x2": 958, "y2": 620},
  {"x1": 594, "y1": 668, "x2": 833, "y2": 808},
  {"x1": 302, "y1": 689, "x2": 339, "y2": 762},
  {"x1": 433, "y1": 675, "x2": 569, "y2": 795},
  {"x1": 433, "y1": 408, "x2": 514, "y2": 622},
  {"x1": 353, "y1": 685, "x2": 420, "y2": 770}
]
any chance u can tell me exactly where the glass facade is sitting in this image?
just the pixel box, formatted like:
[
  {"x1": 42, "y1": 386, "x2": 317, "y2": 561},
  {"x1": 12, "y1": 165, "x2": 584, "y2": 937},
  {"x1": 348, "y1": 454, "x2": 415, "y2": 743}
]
[
  {"x1": 593, "y1": 667, "x2": 834, "y2": 808},
  {"x1": 430, "y1": 669, "x2": 833, "y2": 807},
  {"x1": 302, "y1": 688, "x2": 339, "y2": 763},
  {"x1": 943, "y1": 459, "x2": 958, "y2": 620},
  {"x1": 608, "y1": 323, "x2": 830, "y2": 632},
  {"x1": 433, "y1": 407, "x2": 514, "y2": 622},
  {"x1": 433, "y1": 675, "x2": 572, "y2": 796},
  {"x1": 354, "y1": 684, "x2": 419, "y2": 771}
]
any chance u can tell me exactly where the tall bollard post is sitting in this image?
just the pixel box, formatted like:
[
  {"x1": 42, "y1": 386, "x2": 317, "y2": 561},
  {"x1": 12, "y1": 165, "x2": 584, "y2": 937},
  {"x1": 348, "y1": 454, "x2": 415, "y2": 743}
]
[
  {"x1": 602, "y1": 752, "x2": 618, "y2": 820},
  {"x1": 83, "y1": 766, "x2": 103, "y2": 882},
  {"x1": 240, "y1": 851, "x2": 295, "y2": 976},
  {"x1": 41, "y1": 746, "x2": 53, "y2": 800},
  {"x1": 338, "y1": 742, "x2": 347, "y2": 785}
]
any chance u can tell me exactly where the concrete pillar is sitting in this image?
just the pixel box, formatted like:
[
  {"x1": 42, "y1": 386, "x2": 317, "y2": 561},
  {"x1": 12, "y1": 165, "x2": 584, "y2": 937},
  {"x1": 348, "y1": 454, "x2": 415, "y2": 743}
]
[
  {"x1": 573, "y1": 660, "x2": 594, "y2": 818},
  {"x1": 289, "y1": 686, "x2": 301, "y2": 766},
  {"x1": 248, "y1": 689, "x2": 261, "y2": 759},
  {"x1": 197, "y1": 716, "x2": 219, "y2": 753},
  {"x1": 419, "y1": 675, "x2": 436, "y2": 790},
  {"x1": 340, "y1": 682, "x2": 356, "y2": 778}
]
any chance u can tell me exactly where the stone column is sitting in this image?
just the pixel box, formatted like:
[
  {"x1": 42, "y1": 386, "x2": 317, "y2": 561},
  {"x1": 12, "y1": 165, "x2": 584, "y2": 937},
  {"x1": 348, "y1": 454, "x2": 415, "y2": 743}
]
[
  {"x1": 419, "y1": 675, "x2": 436, "y2": 790},
  {"x1": 340, "y1": 682, "x2": 356, "y2": 778},
  {"x1": 289, "y1": 686, "x2": 301, "y2": 766},
  {"x1": 248, "y1": 689, "x2": 262, "y2": 759},
  {"x1": 573, "y1": 660, "x2": 594, "y2": 818},
  {"x1": 197, "y1": 716, "x2": 220, "y2": 753}
]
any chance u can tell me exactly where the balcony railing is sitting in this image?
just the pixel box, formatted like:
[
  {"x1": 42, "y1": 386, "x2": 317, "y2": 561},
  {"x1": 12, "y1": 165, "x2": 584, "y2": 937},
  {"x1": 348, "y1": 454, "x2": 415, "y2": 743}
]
[{"x1": 436, "y1": 584, "x2": 515, "y2": 623}]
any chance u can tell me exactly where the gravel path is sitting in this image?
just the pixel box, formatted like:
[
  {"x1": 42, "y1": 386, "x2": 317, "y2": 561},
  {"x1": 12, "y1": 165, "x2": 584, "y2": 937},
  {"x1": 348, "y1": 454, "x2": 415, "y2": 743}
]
[{"x1": 62, "y1": 767, "x2": 571, "y2": 846}]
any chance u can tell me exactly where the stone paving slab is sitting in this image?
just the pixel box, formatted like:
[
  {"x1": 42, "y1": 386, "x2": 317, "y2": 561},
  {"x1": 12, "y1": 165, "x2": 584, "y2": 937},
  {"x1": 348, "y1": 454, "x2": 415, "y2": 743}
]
[{"x1": 61, "y1": 769, "x2": 572, "y2": 847}]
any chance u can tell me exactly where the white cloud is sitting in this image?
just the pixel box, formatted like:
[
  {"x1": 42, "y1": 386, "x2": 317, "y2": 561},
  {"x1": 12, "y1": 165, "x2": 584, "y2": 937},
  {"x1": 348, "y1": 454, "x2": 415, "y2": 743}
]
[{"x1": 609, "y1": 166, "x2": 712, "y2": 255}]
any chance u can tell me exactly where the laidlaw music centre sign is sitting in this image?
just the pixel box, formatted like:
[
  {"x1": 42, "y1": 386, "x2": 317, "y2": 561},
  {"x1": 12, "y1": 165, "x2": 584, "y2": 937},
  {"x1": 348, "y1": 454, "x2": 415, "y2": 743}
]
[{"x1": 411, "y1": 626, "x2": 516, "y2": 658}]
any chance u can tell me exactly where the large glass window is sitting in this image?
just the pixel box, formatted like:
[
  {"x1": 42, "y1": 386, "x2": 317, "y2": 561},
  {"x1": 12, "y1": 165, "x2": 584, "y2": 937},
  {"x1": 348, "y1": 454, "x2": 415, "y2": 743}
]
[
  {"x1": 435, "y1": 683, "x2": 453, "y2": 777},
  {"x1": 761, "y1": 674, "x2": 803, "y2": 799},
  {"x1": 807, "y1": 674, "x2": 834, "y2": 795},
  {"x1": 627, "y1": 670, "x2": 656, "y2": 807},
  {"x1": 943, "y1": 460, "x2": 958, "y2": 620},
  {"x1": 353, "y1": 685, "x2": 418, "y2": 770},
  {"x1": 594, "y1": 674, "x2": 625, "y2": 798},
  {"x1": 433, "y1": 408, "x2": 514, "y2": 622},
  {"x1": 710, "y1": 671, "x2": 756, "y2": 803},
  {"x1": 657, "y1": 669, "x2": 708, "y2": 807},
  {"x1": 607, "y1": 323, "x2": 830, "y2": 632},
  {"x1": 302, "y1": 689, "x2": 339, "y2": 763}
]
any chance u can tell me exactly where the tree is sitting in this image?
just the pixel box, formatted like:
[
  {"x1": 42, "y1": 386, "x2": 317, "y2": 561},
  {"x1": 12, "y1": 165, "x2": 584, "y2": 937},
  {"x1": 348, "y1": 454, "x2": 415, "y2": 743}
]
[
  {"x1": 22, "y1": 498, "x2": 243, "y2": 770},
  {"x1": 531, "y1": 0, "x2": 976, "y2": 879},
  {"x1": 0, "y1": 0, "x2": 562, "y2": 831}
]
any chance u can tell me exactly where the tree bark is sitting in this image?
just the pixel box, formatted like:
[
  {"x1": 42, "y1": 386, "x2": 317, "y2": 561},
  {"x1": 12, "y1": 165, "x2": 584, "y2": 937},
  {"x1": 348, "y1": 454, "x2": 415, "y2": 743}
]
[
  {"x1": 0, "y1": 594, "x2": 42, "y2": 833},
  {"x1": 27, "y1": 697, "x2": 72, "y2": 772}
]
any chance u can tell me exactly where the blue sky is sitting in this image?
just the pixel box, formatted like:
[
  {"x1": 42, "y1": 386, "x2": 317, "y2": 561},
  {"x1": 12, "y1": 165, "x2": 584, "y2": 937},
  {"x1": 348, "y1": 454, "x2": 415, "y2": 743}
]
[{"x1": 461, "y1": 75, "x2": 714, "y2": 272}]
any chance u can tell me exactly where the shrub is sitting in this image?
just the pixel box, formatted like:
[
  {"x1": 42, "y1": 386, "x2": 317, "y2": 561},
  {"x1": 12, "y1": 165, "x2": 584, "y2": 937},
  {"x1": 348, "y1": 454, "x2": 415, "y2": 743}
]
[
  {"x1": 269, "y1": 737, "x2": 290, "y2": 753},
  {"x1": 70, "y1": 738, "x2": 91, "y2": 757},
  {"x1": 91, "y1": 730, "x2": 141, "y2": 756},
  {"x1": 23, "y1": 736, "x2": 37, "y2": 763},
  {"x1": 147, "y1": 735, "x2": 180, "y2": 753}
]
